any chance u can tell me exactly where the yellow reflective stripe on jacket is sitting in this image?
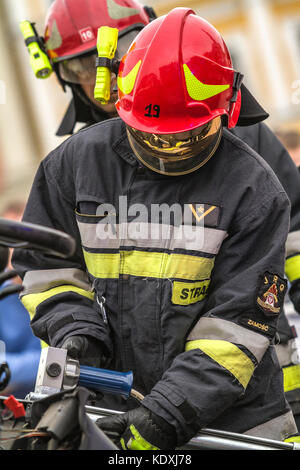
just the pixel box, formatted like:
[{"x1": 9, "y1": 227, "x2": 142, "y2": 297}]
[
  {"x1": 83, "y1": 249, "x2": 215, "y2": 280},
  {"x1": 185, "y1": 339, "x2": 255, "y2": 389},
  {"x1": 284, "y1": 435, "x2": 300, "y2": 443},
  {"x1": 21, "y1": 285, "x2": 95, "y2": 320},
  {"x1": 283, "y1": 364, "x2": 300, "y2": 393},
  {"x1": 285, "y1": 254, "x2": 300, "y2": 282}
]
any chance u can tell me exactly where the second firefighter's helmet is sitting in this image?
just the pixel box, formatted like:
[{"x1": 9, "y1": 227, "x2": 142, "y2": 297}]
[
  {"x1": 44, "y1": 0, "x2": 154, "y2": 85},
  {"x1": 116, "y1": 7, "x2": 243, "y2": 175}
]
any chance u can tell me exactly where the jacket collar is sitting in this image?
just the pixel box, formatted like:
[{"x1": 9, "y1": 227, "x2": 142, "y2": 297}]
[{"x1": 111, "y1": 120, "x2": 138, "y2": 167}]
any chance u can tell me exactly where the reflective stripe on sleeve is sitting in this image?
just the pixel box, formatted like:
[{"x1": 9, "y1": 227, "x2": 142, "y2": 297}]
[
  {"x1": 21, "y1": 285, "x2": 94, "y2": 320},
  {"x1": 245, "y1": 410, "x2": 297, "y2": 441},
  {"x1": 186, "y1": 317, "x2": 269, "y2": 363},
  {"x1": 283, "y1": 364, "x2": 300, "y2": 393},
  {"x1": 285, "y1": 253, "x2": 300, "y2": 282},
  {"x1": 83, "y1": 249, "x2": 215, "y2": 280},
  {"x1": 185, "y1": 339, "x2": 255, "y2": 389},
  {"x1": 22, "y1": 268, "x2": 93, "y2": 295}
]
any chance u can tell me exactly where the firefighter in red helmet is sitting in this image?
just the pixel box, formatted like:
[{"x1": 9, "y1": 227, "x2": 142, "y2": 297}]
[
  {"x1": 13, "y1": 8, "x2": 298, "y2": 449},
  {"x1": 24, "y1": 0, "x2": 156, "y2": 135},
  {"x1": 115, "y1": 10, "x2": 243, "y2": 176}
]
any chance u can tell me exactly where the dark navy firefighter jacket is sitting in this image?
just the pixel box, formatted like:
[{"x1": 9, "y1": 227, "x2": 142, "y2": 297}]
[{"x1": 13, "y1": 118, "x2": 297, "y2": 445}]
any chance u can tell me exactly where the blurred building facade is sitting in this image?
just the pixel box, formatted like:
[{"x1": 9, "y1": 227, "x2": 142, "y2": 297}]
[{"x1": 1, "y1": 0, "x2": 300, "y2": 208}]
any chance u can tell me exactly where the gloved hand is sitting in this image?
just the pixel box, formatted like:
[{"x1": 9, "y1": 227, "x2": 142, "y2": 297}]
[
  {"x1": 289, "y1": 280, "x2": 300, "y2": 314},
  {"x1": 96, "y1": 406, "x2": 177, "y2": 450},
  {"x1": 61, "y1": 335, "x2": 103, "y2": 368}
]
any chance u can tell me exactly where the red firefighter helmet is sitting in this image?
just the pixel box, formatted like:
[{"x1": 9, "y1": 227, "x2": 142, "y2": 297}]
[
  {"x1": 116, "y1": 8, "x2": 243, "y2": 175},
  {"x1": 116, "y1": 7, "x2": 243, "y2": 134},
  {"x1": 44, "y1": 0, "x2": 152, "y2": 62}
]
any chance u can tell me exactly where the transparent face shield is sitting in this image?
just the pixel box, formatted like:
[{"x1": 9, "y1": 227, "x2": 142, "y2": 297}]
[
  {"x1": 126, "y1": 117, "x2": 223, "y2": 176},
  {"x1": 58, "y1": 29, "x2": 138, "y2": 87}
]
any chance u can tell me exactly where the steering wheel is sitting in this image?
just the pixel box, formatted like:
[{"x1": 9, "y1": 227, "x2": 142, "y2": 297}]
[{"x1": 0, "y1": 218, "x2": 76, "y2": 258}]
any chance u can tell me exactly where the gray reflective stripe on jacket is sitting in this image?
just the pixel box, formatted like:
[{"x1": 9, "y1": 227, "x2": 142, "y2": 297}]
[
  {"x1": 244, "y1": 410, "x2": 296, "y2": 442},
  {"x1": 77, "y1": 221, "x2": 227, "y2": 254},
  {"x1": 22, "y1": 268, "x2": 93, "y2": 295},
  {"x1": 186, "y1": 317, "x2": 269, "y2": 363}
]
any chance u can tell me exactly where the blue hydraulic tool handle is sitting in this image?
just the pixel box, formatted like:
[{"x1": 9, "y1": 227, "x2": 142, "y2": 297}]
[{"x1": 78, "y1": 365, "x2": 133, "y2": 399}]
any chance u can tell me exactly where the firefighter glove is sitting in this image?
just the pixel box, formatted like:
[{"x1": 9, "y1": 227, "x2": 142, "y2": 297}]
[
  {"x1": 96, "y1": 406, "x2": 177, "y2": 450},
  {"x1": 61, "y1": 335, "x2": 103, "y2": 368}
]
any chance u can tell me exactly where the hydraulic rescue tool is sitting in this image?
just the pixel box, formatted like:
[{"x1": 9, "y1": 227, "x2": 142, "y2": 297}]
[
  {"x1": 21, "y1": 347, "x2": 300, "y2": 451},
  {"x1": 26, "y1": 347, "x2": 135, "y2": 401}
]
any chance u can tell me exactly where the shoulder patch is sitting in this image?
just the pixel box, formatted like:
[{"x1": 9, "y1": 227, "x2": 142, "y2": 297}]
[{"x1": 256, "y1": 272, "x2": 287, "y2": 315}]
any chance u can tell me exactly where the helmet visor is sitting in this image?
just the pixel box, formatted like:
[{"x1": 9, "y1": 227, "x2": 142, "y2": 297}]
[
  {"x1": 126, "y1": 117, "x2": 222, "y2": 176},
  {"x1": 58, "y1": 29, "x2": 138, "y2": 85}
]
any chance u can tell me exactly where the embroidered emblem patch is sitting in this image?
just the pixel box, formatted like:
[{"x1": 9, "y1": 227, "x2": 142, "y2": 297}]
[
  {"x1": 184, "y1": 203, "x2": 221, "y2": 227},
  {"x1": 256, "y1": 272, "x2": 287, "y2": 315}
]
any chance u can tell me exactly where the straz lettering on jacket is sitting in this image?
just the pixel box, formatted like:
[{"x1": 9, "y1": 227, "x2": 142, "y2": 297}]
[{"x1": 172, "y1": 280, "x2": 210, "y2": 306}]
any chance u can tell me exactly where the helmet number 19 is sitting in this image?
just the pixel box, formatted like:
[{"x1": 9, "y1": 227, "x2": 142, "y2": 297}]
[{"x1": 145, "y1": 104, "x2": 160, "y2": 118}]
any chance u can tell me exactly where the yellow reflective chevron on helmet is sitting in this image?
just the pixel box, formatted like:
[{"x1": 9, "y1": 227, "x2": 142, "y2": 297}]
[
  {"x1": 107, "y1": 0, "x2": 141, "y2": 20},
  {"x1": 183, "y1": 64, "x2": 230, "y2": 101},
  {"x1": 118, "y1": 60, "x2": 142, "y2": 95}
]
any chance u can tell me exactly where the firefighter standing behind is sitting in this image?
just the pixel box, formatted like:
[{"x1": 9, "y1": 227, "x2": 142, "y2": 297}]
[
  {"x1": 13, "y1": 8, "x2": 299, "y2": 449},
  {"x1": 22, "y1": 0, "x2": 300, "y2": 427},
  {"x1": 38, "y1": 0, "x2": 156, "y2": 136}
]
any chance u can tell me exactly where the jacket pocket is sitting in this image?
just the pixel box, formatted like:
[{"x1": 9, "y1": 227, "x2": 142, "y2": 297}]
[{"x1": 75, "y1": 198, "x2": 118, "y2": 251}]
